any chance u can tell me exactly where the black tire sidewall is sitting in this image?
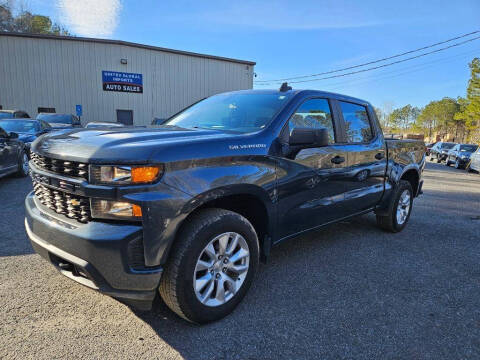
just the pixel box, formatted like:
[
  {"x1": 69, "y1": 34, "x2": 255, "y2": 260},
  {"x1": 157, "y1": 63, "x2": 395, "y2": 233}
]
[
  {"x1": 176, "y1": 213, "x2": 259, "y2": 323},
  {"x1": 391, "y1": 182, "x2": 413, "y2": 232}
]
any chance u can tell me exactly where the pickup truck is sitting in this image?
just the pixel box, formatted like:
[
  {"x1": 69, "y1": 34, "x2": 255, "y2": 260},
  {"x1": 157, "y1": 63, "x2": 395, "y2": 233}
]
[{"x1": 25, "y1": 88, "x2": 425, "y2": 323}]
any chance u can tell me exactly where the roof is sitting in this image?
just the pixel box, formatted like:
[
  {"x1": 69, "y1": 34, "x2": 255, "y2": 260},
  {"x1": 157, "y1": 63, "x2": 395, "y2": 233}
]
[
  {"x1": 0, "y1": 31, "x2": 256, "y2": 66},
  {"x1": 228, "y1": 88, "x2": 370, "y2": 105}
]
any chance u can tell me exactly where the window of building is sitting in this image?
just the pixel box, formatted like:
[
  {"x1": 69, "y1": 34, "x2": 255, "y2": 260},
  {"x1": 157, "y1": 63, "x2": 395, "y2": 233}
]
[
  {"x1": 289, "y1": 98, "x2": 335, "y2": 143},
  {"x1": 38, "y1": 107, "x2": 56, "y2": 113},
  {"x1": 339, "y1": 101, "x2": 373, "y2": 143}
]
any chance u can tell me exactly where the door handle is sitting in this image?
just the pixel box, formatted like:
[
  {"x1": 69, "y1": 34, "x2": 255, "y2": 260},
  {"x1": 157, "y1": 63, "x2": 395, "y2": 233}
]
[
  {"x1": 331, "y1": 155, "x2": 345, "y2": 164},
  {"x1": 375, "y1": 152, "x2": 385, "y2": 160}
]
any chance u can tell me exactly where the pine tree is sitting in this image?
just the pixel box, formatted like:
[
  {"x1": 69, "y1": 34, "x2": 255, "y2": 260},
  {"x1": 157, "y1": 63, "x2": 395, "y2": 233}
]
[{"x1": 455, "y1": 58, "x2": 480, "y2": 143}]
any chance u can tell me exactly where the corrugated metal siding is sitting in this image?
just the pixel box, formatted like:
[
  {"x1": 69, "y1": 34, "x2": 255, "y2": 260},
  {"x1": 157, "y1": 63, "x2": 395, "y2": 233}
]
[{"x1": 0, "y1": 35, "x2": 254, "y2": 125}]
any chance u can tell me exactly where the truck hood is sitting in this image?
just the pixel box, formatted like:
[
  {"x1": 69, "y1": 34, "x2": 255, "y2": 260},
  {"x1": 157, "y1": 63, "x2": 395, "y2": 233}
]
[{"x1": 31, "y1": 126, "x2": 241, "y2": 164}]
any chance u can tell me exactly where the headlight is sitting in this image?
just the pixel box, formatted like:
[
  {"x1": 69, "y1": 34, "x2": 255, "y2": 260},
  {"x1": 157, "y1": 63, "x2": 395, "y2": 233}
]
[
  {"x1": 90, "y1": 165, "x2": 162, "y2": 185},
  {"x1": 90, "y1": 199, "x2": 142, "y2": 220}
]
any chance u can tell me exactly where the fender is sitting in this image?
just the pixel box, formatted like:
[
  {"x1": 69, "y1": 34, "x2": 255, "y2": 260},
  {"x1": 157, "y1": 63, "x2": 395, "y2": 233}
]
[{"x1": 375, "y1": 162, "x2": 422, "y2": 216}]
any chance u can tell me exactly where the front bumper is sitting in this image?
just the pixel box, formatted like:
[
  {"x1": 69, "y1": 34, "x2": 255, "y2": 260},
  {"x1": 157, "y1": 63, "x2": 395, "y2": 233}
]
[{"x1": 25, "y1": 192, "x2": 163, "y2": 310}]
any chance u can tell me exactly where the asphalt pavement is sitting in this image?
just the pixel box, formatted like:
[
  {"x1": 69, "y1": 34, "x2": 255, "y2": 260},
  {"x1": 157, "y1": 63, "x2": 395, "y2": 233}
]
[{"x1": 1, "y1": 161, "x2": 479, "y2": 360}]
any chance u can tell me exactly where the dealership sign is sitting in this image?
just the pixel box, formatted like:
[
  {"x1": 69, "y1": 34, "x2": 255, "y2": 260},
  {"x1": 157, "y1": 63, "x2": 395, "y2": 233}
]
[{"x1": 102, "y1": 71, "x2": 143, "y2": 93}]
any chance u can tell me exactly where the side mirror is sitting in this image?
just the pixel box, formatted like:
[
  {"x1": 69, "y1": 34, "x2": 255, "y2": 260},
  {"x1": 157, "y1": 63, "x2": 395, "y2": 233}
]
[
  {"x1": 8, "y1": 131, "x2": 19, "y2": 139},
  {"x1": 289, "y1": 127, "x2": 329, "y2": 148}
]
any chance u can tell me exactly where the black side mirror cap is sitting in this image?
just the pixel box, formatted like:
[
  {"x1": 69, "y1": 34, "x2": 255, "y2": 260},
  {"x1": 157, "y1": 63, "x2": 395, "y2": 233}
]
[{"x1": 289, "y1": 127, "x2": 329, "y2": 148}]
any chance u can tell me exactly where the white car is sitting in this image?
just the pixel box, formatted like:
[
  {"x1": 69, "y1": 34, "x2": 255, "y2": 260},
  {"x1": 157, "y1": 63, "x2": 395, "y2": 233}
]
[{"x1": 469, "y1": 146, "x2": 480, "y2": 172}]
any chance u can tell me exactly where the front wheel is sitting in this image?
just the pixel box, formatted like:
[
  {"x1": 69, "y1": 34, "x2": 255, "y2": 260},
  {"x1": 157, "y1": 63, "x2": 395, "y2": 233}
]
[
  {"x1": 16, "y1": 151, "x2": 29, "y2": 177},
  {"x1": 445, "y1": 158, "x2": 451, "y2": 166},
  {"x1": 159, "y1": 208, "x2": 259, "y2": 324},
  {"x1": 454, "y1": 159, "x2": 462, "y2": 169},
  {"x1": 376, "y1": 180, "x2": 413, "y2": 233}
]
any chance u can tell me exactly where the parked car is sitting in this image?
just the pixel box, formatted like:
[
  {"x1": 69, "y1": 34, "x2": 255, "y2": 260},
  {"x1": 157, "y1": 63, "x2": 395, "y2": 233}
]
[
  {"x1": 429, "y1": 141, "x2": 456, "y2": 162},
  {"x1": 445, "y1": 143, "x2": 479, "y2": 169},
  {"x1": 0, "y1": 125, "x2": 29, "y2": 178},
  {"x1": 85, "y1": 122, "x2": 125, "y2": 128},
  {"x1": 36, "y1": 113, "x2": 81, "y2": 129},
  {"x1": 425, "y1": 142, "x2": 437, "y2": 156},
  {"x1": 25, "y1": 88, "x2": 425, "y2": 324},
  {"x1": 0, "y1": 119, "x2": 51, "y2": 154},
  {"x1": 468, "y1": 146, "x2": 480, "y2": 173},
  {"x1": 0, "y1": 109, "x2": 30, "y2": 119}
]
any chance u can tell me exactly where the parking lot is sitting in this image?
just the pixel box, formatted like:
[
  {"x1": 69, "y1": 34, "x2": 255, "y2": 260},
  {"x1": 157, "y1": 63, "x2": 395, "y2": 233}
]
[{"x1": 1, "y1": 161, "x2": 479, "y2": 360}]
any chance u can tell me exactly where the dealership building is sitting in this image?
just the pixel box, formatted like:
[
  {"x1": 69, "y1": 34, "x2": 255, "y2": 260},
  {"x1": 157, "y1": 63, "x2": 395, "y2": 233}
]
[{"x1": 0, "y1": 32, "x2": 255, "y2": 125}]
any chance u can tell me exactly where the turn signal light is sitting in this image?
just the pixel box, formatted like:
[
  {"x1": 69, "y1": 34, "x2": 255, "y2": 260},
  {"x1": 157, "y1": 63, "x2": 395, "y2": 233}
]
[{"x1": 131, "y1": 166, "x2": 161, "y2": 183}]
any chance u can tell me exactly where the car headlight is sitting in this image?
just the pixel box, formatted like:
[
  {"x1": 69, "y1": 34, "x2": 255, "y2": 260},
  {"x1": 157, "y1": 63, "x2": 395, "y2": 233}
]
[
  {"x1": 90, "y1": 199, "x2": 142, "y2": 220},
  {"x1": 90, "y1": 165, "x2": 162, "y2": 185}
]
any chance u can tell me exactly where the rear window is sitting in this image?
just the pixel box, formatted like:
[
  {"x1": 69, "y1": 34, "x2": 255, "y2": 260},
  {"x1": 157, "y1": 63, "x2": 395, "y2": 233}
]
[
  {"x1": 37, "y1": 114, "x2": 72, "y2": 124},
  {"x1": 339, "y1": 101, "x2": 373, "y2": 143},
  {"x1": 460, "y1": 145, "x2": 478, "y2": 152}
]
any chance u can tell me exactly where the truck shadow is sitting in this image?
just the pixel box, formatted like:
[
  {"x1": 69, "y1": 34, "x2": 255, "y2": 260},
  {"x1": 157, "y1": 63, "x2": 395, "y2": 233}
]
[{"x1": 132, "y1": 215, "x2": 391, "y2": 359}]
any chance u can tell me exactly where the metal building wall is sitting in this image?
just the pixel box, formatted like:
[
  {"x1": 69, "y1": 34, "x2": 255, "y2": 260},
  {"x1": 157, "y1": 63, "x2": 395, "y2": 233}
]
[{"x1": 0, "y1": 34, "x2": 254, "y2": 125}]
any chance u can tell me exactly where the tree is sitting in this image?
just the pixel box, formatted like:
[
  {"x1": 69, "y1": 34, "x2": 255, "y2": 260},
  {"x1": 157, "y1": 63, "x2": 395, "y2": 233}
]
[
  {"x1": 455, "y1": 58, "x2": 480, "y2": 143},
  {"x1": 0, "y1": 1, "x2": 70, "y2": 35},
  {"x1": 387, "y1": 104, "x2": 421, "y2": 133},
  {"x1": 415, "y1": 97, "x2": 461, "y2": 141}
]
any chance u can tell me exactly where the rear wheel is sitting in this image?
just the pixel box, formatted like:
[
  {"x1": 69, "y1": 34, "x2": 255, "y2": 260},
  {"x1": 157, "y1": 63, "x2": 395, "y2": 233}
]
[
  {"x1": 159, "y1": 208, "x2": 259, "y2": 324},
  {"x1": 376, "y1": 180, "x2": 413, "y2": 233}
]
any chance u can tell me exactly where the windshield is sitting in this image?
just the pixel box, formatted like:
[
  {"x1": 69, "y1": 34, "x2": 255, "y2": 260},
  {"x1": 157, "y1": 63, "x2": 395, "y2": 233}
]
[
  {"x1": 37, "y1": 114, "x2": 72, "y2": 124},
  {"x1": 0, "y1": 120, "x2": 37, "y2": 133},
  {"x1": 441, "y1": 143, "x2": 455, "y2": 149},
  {"x1": 460, "y1": 145, "x2": 478, "y2": 152},
  {"x1": 164, "y1": 92, "x2": 292, "y2": 133},
  {"x1": 0, "y1": 112, "x2": 14, "y2": 119}
]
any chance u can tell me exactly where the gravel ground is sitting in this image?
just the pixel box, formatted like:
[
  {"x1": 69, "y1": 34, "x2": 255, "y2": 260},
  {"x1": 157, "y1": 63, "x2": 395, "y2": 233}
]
[{"x1": 1, "y1": 161, "x2": 479, "y2": 360}]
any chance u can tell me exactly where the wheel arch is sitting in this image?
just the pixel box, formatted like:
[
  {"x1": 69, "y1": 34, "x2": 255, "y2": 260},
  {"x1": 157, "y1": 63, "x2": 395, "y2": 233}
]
[{"x1": 176, "y1": 185, "x2": 274, "y2": 262}]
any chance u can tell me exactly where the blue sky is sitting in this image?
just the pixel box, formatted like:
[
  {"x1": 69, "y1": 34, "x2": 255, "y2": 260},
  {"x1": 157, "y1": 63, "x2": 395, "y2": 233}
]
[{"x1": 23, "y1": 0, "x2": 480, "y2": 110}]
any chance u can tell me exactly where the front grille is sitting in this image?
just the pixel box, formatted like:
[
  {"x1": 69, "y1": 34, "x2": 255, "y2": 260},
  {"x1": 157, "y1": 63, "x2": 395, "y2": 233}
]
[
  {"x1": 33, "y1": 181, "x2": 91, "y2": 223},
  {"x1": 31, "y1": 152, "x2": 88, "y2": 180}
]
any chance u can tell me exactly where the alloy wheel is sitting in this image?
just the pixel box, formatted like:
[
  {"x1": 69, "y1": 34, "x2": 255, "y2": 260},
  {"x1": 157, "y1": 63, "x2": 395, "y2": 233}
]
[
  {"x1": 22, "y1": 153, "x2": 29, "y2": 174},
  {"x1": 396, "y1": 190, "x2": 411, "y2": 225},
  {"x1": 193, "y1": 232, "x2": 250, "y2": 307}
]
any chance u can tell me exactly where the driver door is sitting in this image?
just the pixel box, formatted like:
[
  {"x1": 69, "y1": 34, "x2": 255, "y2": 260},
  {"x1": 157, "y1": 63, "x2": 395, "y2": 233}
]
[{"x1": 275, "y1": 98, "x2": 350, "y2": 239}]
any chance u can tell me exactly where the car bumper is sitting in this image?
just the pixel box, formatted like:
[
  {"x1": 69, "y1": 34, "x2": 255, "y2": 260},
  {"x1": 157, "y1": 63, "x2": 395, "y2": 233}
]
[{"x1": 25, "y1": 192, "x2": 163, "y2": 310}]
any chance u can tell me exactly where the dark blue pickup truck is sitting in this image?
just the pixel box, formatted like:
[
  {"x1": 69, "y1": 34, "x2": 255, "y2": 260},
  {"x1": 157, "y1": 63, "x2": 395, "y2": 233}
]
[{"x1": 25, "y1": 88, "x2": 425, "y2": 323}]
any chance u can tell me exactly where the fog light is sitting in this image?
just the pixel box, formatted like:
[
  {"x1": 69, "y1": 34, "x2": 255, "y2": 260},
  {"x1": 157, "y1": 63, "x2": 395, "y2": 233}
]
[{"x1": 91, "y1": 199, "x2": 142, "y2": 221}]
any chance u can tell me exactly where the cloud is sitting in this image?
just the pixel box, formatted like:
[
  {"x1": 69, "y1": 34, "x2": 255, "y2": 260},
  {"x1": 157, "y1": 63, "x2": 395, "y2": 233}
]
[{"x1": 57, "y1": 0, "x2": 122, "y2": 37}]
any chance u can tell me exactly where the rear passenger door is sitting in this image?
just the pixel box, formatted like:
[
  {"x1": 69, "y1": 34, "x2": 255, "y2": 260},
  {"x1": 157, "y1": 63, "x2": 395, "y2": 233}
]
[{"x1": 334, "y1": 100, "x2": 387, "y2": 215}]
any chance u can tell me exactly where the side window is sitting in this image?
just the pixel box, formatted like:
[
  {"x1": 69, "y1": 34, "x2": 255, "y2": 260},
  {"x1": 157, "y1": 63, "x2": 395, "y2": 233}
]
[
  {"x1": 339, "y1": 101, "x2": 373, "y2": 143},
  {"x1": 289, "y1": 98, "x2": 335, "y2": 143}
]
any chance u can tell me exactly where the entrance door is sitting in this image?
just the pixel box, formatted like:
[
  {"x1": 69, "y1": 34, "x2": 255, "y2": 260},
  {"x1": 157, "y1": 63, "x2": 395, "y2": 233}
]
[{"x1": 116, "y1": 110, "x2": 133, "y2": 125}]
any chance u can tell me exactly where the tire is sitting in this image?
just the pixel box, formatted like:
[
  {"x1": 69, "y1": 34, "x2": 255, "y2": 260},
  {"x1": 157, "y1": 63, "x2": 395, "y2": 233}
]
[
  {"x1": 376, "y1": 180, "x2": 413, "y2": 233},
  {"x1": 16, "y1": 151, "x2": 29, "y2": 177},
  {"x1": 454, "y1": 159, "x2": 461, "y2": 169},
  {"x1": 436, "y1": 155, "x2": 442, "y2": 163},
  {"x1": 159, "y1": 208, "x2": 259, "y2": 324},
  {"x1": 445, "y1": 158, "x2": 451, "y2": 166}
]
